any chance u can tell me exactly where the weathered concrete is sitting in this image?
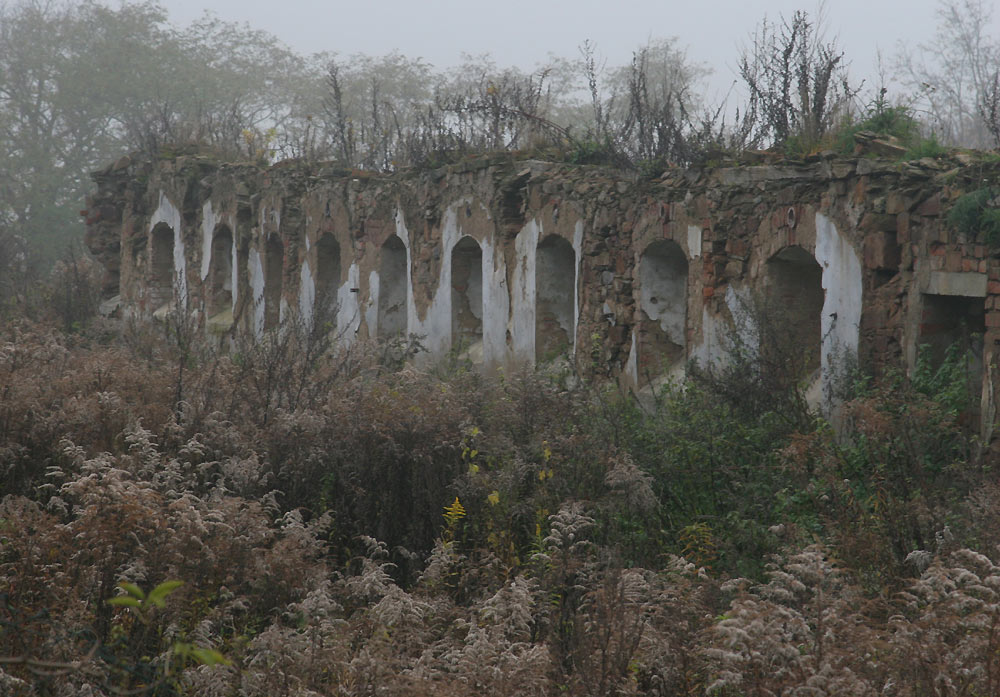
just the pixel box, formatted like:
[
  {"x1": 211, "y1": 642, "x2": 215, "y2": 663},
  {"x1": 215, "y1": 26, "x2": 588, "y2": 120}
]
[{"x1": 84, "y1": 148, "x2": 1000, "y2": 424}]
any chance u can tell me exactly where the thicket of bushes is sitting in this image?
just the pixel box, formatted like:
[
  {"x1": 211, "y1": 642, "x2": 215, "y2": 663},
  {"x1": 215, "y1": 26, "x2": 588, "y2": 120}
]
[{"x1": 1, "y1": 266, "x2": 998, "y2": 696}]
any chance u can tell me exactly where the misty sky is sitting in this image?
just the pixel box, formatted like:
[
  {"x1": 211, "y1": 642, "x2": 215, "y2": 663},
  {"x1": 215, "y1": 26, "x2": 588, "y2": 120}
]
[{"x1": 163, "y1": 0, "x2": 999, "y2": 103}]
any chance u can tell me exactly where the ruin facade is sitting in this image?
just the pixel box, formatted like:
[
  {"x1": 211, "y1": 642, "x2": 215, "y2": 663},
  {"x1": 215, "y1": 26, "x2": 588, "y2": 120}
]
[{"x1": 84, "y1": 149, "x2": 1000, "y2": 435}]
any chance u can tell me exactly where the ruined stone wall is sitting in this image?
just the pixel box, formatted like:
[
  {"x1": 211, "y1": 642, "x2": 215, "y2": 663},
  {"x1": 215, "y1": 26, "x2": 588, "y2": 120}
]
[{"x1": 85, "y1": 149, "x2": 1000, "y2": 431}]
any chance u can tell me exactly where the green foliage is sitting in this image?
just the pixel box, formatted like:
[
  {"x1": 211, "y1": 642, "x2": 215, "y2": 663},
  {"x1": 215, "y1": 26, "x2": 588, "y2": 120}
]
[
  {"x1": 832, "y1": 92, "x2": 947, "y2": 161},
  {"x1": 834, "y1": 101, "x2": 922, "y2": 153},
  {"x1": 947, "y1": 186, "x2": 1000, "y2": 244},
  {"x1": 1, "y1": 296, "x2": 998, "y2": 694},
  {"x1": 911, "y1": 341, "x2": 977, "y2": 416},
  {"x1": 904, "y1": 132, "x2": 948, "y2": 159}
]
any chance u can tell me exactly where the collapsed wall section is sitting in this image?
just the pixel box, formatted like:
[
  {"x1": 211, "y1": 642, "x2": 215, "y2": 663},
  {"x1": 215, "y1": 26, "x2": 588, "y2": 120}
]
[{"x1": 85, "y1": 150, "x2": 1000, "y2": 428}]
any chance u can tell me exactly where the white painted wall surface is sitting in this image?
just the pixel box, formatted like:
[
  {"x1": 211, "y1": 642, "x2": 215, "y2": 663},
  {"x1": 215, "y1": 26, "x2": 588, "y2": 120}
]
[
  {"x1": 815, "y1": 212, "x2": 863, "y2": 403},
  {"x1": 687, "y1": 224, "x2": 702, "y2": 259},
  {"x1": 366, "y1": 269, "x2": 379, "y2": 337},
  {"x1": 336, "y1": 263, "x2": 361, "y2": 343},
  {"x1": 149, "y1": 191, "x2": 186, "y2": 308},
  {"x1": 299, "y1": 259, "x2": 315, "y2": 329},
  {"x1": 572, "y1": 220, "x2": 583, "y2": 356},
  {"x1": 511, "y1": 219, "x2": 540, "y2": 365},
  {"x1": 248, "y1": 248, "x2": 265, "y2": 337},
  {"x1": 690, "y1": 284, "x2": 753, "y2": 369},
  {"x1": 200, "y1": 201, "x2": 219, "y2": 281},
  {"x1": 481, "y1": 235, "x2": 509, "y2": 368}
]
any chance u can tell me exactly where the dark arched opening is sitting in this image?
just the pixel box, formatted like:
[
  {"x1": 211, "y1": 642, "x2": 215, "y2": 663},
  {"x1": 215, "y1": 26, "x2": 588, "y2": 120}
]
[
  {"x1": 150, "y1": 223, "x2": 174, "y2": 310},
  {"x1": 764, "y1": 245, "x2": 824, "y2": 382},
  {"x1": 451, "y1": 236, "x2": 483, "y2": 352},
  {"x1": 208, "y1": 225, "x2": 233, "y2": 317},
  {"x1": 378, "y1": 236, "x2": 407, "y2": 337},
  {"x1": 264, "y1": 234, "x2": 284, "y2": 330},
  {"x1": 315, "y1": 233, "x2": 341, "y2": 321},
  {"x1": 536, "y1": 234, "x2": 576, "y2": 362},
  {"x1": 638, "y1": 240, "x2": 688, "y2": 376}
]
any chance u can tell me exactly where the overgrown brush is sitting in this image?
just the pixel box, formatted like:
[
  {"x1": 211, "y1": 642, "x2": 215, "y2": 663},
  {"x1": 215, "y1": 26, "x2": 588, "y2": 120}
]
[{"x1": 0, "y1": 295, "x2": 997, "y2": 694}]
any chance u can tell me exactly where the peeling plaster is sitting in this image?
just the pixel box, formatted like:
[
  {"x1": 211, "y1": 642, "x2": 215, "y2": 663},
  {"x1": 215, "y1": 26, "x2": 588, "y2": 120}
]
[
  {"x1": 687, "y1": 224, "x2": 702, "y2": 259},
  {"x1": 512, "y1": 219, "x2": 540, "y2": 365},
  {"x1": 200, "y1": 201, "x2": 219, "y2": 281},
  {"x1": 149, "y1": 191, "x2": 186, "y2": 308},
  {"x1": 249, "y1": 248, "x2": 265, "y2": 337},
  {"x1": 366, "y1": 269, "x2": 379, "y2": 337},
  {"x1": 481, "y1": 234, "x2": 509, "y2": 368},
  {"x1": 337, "y1": 263, "x2": 361, "y2": 342},
  {"x1": 572, "y1": 220, "x2": 583, "y2": 356},
  {"x1": 815, "y1": 212, "x2": 863, "y2": 403},
  {"x1": 691, "y1": 284, "x2": 752, "y2": 369},
  {"x1": 230, "y1": 236, "x2": 238, "y2": 312},
  {"x1": 626, "y1": 330, "x2": 638, "y2": 385},
  {"x1": 409, "y1": 203, "x2": 462, "y2": 360},
  {"x1": 299, "y1": 259, "x2": 315, "y2": 328}
]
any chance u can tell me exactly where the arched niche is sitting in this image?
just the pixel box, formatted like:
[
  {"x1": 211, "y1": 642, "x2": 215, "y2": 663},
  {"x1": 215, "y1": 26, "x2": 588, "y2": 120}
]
[
  {"x1": 638, "y1": 239, "x2": 688, "y2": 376},
  {"x1": 451, "y1": 236, "x2": 483, "y2": 353},
  {"x1": 264, "y1": 234, "x2": 284, "y2": 331},
  {"x1": 150, "y1": 223, "x2": 174, "y2": 310},
  {"x1": 536, "y1": 234, "x2": 576, "y2": 362},
  {"x1": 918, "y1": 292, "x2": 985, "y2": 426},
  {"x1": 315, "y1": 232, "x2": 341, "y2": 320},
  {"x1": 764, "y1": 245, "x2": 824, "y2": 380},
  {"x1": 207, "y1": 225, "x2": 233, "y2": 318},
  {"x1": 378, "y1": 235, "x2": 407, "y2": 337}
]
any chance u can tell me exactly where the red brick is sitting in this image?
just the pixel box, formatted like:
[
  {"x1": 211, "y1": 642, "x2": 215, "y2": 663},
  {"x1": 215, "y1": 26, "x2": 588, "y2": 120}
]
[
  {"x1": 987, "y1": 312, "x2": 1000, "y2": 328},
  {"x1": 917, "y1": 193, "x2": 942, "y2": 217},
  {"x1": 981, "y1": 260, "x2": 988, "y2": 273},
  {"x1": 897, "y1": 213, "x2": 910, "y2": 244},
  {"x1": 963, "y1": 258, "x2": 976, "y2": 272},
  {"x1": 988, "y1": 281, "x2": 1000, "y2": 295},
  {"x1": 945, "y1": 250, "x2": 963, "y2": 271},
  {"x1": 703, "y1": 286, "x2": 715, "y2": 299}
]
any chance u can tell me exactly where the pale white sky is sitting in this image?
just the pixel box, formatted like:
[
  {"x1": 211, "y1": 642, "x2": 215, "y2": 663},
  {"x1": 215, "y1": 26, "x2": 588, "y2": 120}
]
[{"x1": 161, "y1": 0, "x2": 998, "y2": 104}]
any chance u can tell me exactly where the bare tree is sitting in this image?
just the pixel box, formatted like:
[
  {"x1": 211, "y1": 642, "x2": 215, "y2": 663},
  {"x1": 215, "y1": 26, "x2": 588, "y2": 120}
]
[
  {"x1": 979, "y1": 70, "x2": 1000, "y2": 149},
  {"x1": 738, "y1": 9, "x2": 857, "y2": 150},
  {"x1": 897, "y1": 0, "x2": 1000, "y2": 148}
]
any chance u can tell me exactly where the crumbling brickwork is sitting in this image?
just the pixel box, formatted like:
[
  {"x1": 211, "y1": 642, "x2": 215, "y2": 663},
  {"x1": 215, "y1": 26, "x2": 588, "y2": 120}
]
[{"x1": 85, "y1": 149, "x2": 1000, "y2": 435}]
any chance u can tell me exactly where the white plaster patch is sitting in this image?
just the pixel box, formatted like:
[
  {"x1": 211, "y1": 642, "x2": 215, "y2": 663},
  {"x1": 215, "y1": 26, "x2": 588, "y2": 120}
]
[
  {"x1": 511, "y1": 219, "x2": 540, "y2": 365},
  {"x1": 690, "y1": 284, "x2": 752, "y2": 369},
  {"x1": 337, "y1": 263, "x2": 361, "y2": 342},
  {"x1": 249, "y1": 248, "x2": 265, "y2": 337},
  {"x1": 572, "y1": 220, "x2": 583, "y2": 356},
  {"x1": 408, "y1": 203, "x2": 462, "y2": 360},
  {"x1": 815, "y1": 212, "x2": 863, "y2": 404},
  {"x1": 299, "y1": 259, "x2": 315, "y2": 329},
  {"x1": 200, "y1": 201, "x2": 220, "y2": 281},
  {"x1": 625, "y1": 329, "x2": 638, "y2": 386},
  {"x1": 481, "y1": 234, "x2": 509, "y2": 369},
  {"x1": 149, "y1": 191, "x2": 186, "y2": 308},
  {"x1": 687, "y1": 224, "x2": 702, "y2": 259},
  {"x1": 231, "y1": 238, "x2": 239, "y2": 311},
  {"x1": 366, "y1": 269, "x2": 379, "y2": 336},
  {"x1": 395, "y1": 208, "x2": 417, "y2": 338}
]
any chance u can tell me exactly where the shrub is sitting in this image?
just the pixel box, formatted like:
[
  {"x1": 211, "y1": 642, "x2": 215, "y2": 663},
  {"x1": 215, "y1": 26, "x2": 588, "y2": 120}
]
[{"x1": 947, "y1": 186, "x2": 1000, "y2": 244}]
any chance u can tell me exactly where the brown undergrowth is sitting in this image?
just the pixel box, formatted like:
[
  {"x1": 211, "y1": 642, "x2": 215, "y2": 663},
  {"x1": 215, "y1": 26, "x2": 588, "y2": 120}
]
[{"x1": 1, "y1": 311, "x2": 998, "y2": 695}]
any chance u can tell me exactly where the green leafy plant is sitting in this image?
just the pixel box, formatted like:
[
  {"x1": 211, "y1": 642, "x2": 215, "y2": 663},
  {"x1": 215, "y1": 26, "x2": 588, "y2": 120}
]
[{"x1": 947, "y1": 186, "x2": 1000, "y2": 244}]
